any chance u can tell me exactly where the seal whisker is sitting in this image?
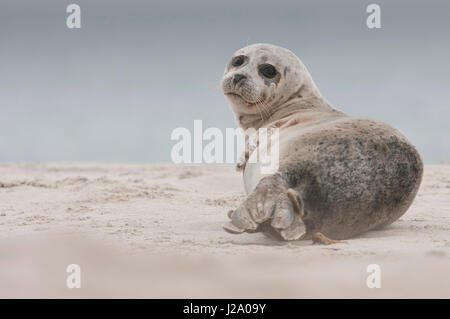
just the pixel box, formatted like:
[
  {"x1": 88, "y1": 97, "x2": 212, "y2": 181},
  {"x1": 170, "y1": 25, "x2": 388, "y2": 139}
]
[{"x1": 257, "y1": 97, "x2": 274, "y2": 125}]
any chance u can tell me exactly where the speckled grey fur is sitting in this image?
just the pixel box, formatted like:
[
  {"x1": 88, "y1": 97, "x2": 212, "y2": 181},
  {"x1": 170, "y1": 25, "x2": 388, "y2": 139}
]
[{"x1": 221, "y1": 43, "x2": 423, "y2": 240}]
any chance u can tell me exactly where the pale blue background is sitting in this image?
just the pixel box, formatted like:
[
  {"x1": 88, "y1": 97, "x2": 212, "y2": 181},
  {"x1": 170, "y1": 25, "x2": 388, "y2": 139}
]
[{"x1": 1, "y1": 0, "x2": 449, "y2": 163}]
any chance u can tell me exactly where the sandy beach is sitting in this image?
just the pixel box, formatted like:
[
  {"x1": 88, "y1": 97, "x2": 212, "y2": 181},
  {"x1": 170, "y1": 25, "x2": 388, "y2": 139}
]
[{"x1": 0, "y1": 162, "x2": 449, "y2": 298}]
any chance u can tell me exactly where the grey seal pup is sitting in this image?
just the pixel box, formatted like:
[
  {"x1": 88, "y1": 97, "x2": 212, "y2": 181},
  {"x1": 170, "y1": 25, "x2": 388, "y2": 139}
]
[{"x1": 221, "y1": 43, "x2": 423, "y2": 242}]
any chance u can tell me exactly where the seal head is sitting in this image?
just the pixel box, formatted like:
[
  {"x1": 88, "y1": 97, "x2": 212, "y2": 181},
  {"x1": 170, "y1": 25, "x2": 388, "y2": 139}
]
[{"x1": 221, "y1": 43, "x2": 330, "y2": 130}]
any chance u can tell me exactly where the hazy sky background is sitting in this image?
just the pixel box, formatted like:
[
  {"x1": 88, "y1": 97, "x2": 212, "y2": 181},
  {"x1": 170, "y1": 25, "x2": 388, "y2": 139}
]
[{"x1": 1, "y1": 0, "x2": 449, "y2": 163}]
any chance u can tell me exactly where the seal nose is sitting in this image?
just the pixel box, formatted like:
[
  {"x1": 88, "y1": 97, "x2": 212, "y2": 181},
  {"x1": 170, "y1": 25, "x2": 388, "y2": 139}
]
[{"x1": 233, "y1": 74, "x2": 246, "y2": 85}]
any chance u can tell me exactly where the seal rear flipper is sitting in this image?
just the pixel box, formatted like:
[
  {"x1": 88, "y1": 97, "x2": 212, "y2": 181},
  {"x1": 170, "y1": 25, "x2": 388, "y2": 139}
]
[
  {"x1": 224, "y1": 174, "x2": 307, "y2": 241},
  {"x1": 279, "y1": 214, "x2": 305, "y2": 241},
  {"x1": 286, "y1": 188, "x2": 303, "y2": 217},
  {"x1": 222, "y1": 222, "x2": 245, "y2": 234},
  {"x1": 312, "y1": 232, "x2": 342, "y2": 245}
]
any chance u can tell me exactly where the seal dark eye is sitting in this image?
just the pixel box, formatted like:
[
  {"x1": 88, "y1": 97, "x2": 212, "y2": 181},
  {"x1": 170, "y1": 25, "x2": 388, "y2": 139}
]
[
  {"x1": 259, "y1": 64, "x2": 277, "y2": 78},
  {"x1": 231, "y1": 55, "x2": 245, "y2": 67}
]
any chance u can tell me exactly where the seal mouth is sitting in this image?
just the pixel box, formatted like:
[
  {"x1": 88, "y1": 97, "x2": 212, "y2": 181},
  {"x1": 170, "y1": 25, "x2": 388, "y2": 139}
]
[{"x1": 224, "y1": 92, "x2": 259, "y2": 107}]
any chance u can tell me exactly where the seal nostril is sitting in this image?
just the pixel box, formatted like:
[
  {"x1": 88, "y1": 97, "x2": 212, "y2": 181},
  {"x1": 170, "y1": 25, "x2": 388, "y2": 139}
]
[{"x1": 233, "y1": 74, "x2": 246, "y2": 85}]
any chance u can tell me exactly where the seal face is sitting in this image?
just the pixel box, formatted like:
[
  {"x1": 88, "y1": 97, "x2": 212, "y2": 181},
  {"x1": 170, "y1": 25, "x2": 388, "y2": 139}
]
[
  {"x1": 221, "y1": 43, "x2": 424, "y2": 241},
  {"x1": 221, "y1": 43, "x2": 322, "y2": 130}
]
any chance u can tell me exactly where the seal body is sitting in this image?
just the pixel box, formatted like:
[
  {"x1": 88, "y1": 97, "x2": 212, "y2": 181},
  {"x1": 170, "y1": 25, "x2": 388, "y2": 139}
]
[
  {"x1": 244, "y1": 116, "x2": 423, "y2": 239},
  {"x1": 221, "y1": 43, "x2": 423, "y2": 240}
]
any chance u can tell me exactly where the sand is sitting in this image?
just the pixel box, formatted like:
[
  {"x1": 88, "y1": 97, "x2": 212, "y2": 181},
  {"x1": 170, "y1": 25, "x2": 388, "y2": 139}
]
[{"x1": 0, "y1": 163, "x2": 449, "y2": 298}]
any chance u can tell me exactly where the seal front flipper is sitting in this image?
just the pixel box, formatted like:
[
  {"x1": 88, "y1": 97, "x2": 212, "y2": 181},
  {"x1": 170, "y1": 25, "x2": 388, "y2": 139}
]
[{"x1": 235, "y1": 151, "x2": 249, "y2": 172}]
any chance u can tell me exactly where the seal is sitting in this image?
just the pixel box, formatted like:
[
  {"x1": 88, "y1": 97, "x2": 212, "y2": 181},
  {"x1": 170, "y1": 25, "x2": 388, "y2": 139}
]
[{"x1": 221, "y1": 43, "x2": 423, "y2": 241}]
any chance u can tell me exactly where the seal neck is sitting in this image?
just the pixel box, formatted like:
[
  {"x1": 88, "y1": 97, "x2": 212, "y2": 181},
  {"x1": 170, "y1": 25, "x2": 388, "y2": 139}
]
[{"x1": 235, "y1": 91, "x2": 338, "y2": 131}]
